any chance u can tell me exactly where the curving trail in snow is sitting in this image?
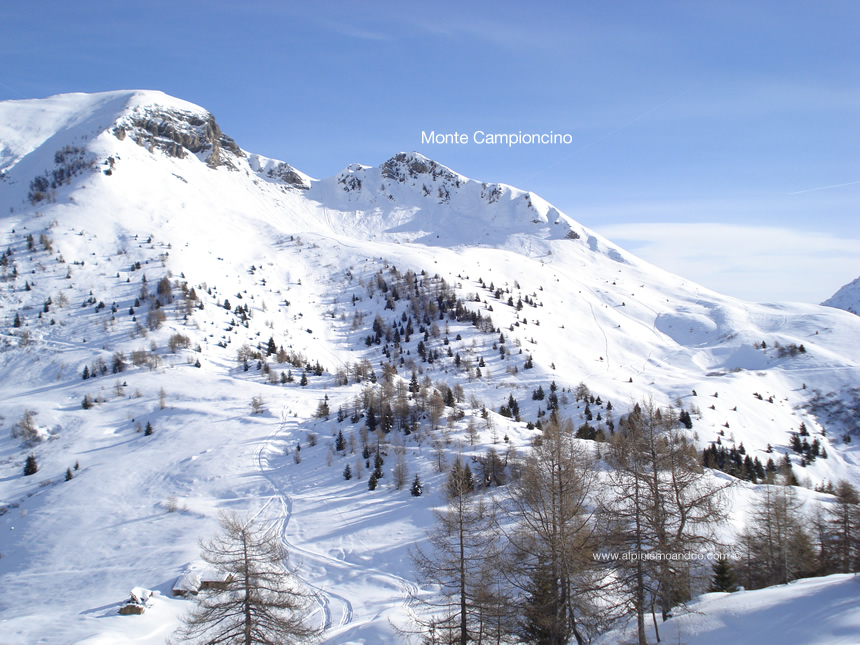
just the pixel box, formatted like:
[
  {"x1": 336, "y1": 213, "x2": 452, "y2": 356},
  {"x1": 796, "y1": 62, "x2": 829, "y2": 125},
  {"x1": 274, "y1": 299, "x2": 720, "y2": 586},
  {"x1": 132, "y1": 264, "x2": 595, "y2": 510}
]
[
  {"x1": 253, "y1": 406, "x2": 418, "y2": 643},
  {"x1": 587, "y1": 300, "x2": 612, "y2": 371},
  {"x1": 251, "y1": 408, "x2": 352, "y2": 633}
]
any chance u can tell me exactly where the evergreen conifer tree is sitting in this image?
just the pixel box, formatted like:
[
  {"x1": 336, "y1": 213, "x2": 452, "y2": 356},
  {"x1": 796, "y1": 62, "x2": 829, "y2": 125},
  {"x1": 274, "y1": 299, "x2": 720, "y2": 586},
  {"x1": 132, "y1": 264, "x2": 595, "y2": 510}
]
[
  {"x1": 445, "y1": 388, "x2": 455, "y2": 408},
  {"x1": 708, "y1": 558, "x2": 738, "y2": 592},
  {"x1": 315, "y1": 397, "x2": 330, "y2": 419},
  {"x1": 449, "y1": 459, "x2": 474, "y2": 494},
  {"x1": 23, "y1": 454, "x2": 38, "y2": 476},
  {"x1": 411, "y1": 473, "x2": 423, "y2": 497}
]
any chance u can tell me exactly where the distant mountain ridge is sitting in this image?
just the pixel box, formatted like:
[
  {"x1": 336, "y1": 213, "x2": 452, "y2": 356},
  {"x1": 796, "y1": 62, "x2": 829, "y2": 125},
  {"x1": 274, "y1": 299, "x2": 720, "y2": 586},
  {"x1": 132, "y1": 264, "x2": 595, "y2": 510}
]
[
  {"x1": 0, "y1": 89, "x2": 625, "y2": 256},
  {"x1": 822, "y1": 276, "x2": 860, "y2": 316}
]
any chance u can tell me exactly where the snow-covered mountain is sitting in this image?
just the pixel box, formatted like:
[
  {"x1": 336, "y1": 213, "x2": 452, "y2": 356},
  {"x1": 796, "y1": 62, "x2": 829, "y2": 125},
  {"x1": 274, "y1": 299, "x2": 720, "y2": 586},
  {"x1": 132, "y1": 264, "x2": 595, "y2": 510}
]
[
  {"x1": 823, "y1": 276, "x2": 860, "y2": 316},
  {"x1": 1, "y1": 90, "x2": 859, "y2": 644}
]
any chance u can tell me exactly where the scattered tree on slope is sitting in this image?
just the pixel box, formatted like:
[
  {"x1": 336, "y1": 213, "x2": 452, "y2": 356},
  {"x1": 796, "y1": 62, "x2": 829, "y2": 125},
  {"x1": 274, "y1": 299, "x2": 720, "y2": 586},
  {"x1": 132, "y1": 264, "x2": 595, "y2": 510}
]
[
  {"x1": 411, "y1": 458, "x2": 508, "y2": 644},
  {"x1": 602, "y1": 400, "x2": 731, "y2": 644},
  {"x1": 506, "y1": 415, "x2": 603, "y2": 645},
  {"x1": 171, "y1": 512, "x2": 321, "y2": 645}
]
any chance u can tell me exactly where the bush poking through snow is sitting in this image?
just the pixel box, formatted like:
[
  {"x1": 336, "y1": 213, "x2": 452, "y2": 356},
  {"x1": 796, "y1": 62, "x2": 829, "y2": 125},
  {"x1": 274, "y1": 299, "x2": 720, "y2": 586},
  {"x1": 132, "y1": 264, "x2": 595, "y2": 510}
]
[
  {"x1": 168, "y1": 333, "x2": 191, "y2": 352},
  {"x1": 250, "y1": 396, "x2": 266, "y2": 415},
  {"x1": 12, "y1": 410, "x2": 41, "y2": 443}
]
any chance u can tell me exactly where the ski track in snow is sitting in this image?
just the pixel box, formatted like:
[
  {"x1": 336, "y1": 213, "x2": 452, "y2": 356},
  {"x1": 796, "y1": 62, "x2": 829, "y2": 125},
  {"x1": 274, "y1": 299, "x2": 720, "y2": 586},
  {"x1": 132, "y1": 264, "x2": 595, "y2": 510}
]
[
  {"x1": 546, "y1": 261, "x2": 612, "y2": 372},
  {"x1": 253, "y1": 405, "x2": 419, "y2": 641},
  {"x1": 251, "y1": 408, "x2": 350, "y2": 633},
  {"x1": 587, "y1": 301, "x2": 611, "y2": 372}
]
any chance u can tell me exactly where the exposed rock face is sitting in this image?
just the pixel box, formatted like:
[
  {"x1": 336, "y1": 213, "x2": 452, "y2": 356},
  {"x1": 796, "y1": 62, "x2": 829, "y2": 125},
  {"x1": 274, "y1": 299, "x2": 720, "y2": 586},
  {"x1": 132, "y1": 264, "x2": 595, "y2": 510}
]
[
  {"x1": 114, "y1": 106, "x2": 243, "y2": 168},
  {"x1": 381, "y1": 152, "x2": 462, "y2": 189},
  {"x1": 118, "y1": 603, "x2": 145, "y2": 615},
  {"x1": 266, "y1": 161, "x2": 310, "y2": 189}
]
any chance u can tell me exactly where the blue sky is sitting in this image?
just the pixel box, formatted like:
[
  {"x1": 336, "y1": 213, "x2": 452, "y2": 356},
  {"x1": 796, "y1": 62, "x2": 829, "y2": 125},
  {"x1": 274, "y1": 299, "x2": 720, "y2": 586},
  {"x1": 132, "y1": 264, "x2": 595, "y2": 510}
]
[{"x1": 1, "y1": 1, "x2": 857, "y2": 302}]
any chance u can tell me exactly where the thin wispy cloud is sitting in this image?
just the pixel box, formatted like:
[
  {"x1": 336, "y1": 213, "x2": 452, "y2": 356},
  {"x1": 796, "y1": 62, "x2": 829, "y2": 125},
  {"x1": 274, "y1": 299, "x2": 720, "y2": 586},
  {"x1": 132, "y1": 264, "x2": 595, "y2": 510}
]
[
  {"x1": 594, "y1": 222, "x2": 860, "y2": 304},
  {"x1": 788, "y1": 180, "x2": 860, "y2": 195}
]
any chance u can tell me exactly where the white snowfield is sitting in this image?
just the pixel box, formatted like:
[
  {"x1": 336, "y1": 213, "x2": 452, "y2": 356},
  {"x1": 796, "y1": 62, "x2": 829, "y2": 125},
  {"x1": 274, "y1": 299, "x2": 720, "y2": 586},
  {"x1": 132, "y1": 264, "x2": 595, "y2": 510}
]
[
  {"x1": 597, "y1": 574, "x2": 860, "y2": 645},
  {"x1": 0, "y1": 90, "x2": 858, "y2": 644}
]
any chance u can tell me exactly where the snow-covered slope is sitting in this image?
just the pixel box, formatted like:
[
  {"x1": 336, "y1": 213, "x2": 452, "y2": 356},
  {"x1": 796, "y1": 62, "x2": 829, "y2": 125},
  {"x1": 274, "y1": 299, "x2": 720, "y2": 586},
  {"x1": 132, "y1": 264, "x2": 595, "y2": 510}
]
[
  {"x1": 1, "y1": 90, "x2": 859, "y2": 644},
  {"x1": 597, "y1": 574, "x2": 860, "y2": 645},
  {"x1": 823, "y1": 276, "x2": 860, "y2": 316},
  {"x1": 306, "y1": 151, "x2": 587, "y2": 248}
]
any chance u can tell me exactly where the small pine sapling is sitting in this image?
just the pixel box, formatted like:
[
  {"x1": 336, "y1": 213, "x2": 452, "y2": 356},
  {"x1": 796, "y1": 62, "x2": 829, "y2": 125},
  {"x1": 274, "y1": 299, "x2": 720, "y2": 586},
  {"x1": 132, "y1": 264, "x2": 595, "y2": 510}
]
[{"x1": 411, "y1": 474, "x2": 423, "y2": 497}]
